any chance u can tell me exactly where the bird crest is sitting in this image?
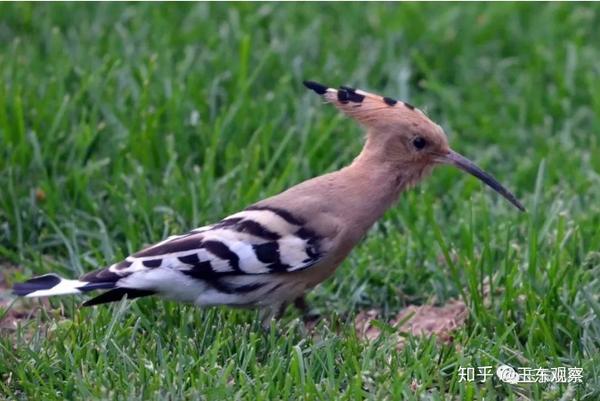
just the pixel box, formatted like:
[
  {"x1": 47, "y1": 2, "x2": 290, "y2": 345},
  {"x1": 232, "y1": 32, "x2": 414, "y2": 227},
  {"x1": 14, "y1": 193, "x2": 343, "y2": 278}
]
[{"x1": 304, "y1": 80, "x2": 425, "y2": 130}]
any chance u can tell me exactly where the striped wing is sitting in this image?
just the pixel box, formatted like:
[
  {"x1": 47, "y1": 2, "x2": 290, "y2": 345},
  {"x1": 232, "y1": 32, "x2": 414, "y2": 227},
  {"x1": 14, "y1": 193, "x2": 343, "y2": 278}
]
[{"x1": 83, "y1": 206, "x2": 323, "y2": 285}]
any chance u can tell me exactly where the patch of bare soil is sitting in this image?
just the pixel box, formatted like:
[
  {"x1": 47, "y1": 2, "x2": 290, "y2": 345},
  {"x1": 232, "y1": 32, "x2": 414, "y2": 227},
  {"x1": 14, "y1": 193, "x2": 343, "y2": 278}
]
[{"x1": 354, "y1": 299, "x2": 468, "y2": 349}]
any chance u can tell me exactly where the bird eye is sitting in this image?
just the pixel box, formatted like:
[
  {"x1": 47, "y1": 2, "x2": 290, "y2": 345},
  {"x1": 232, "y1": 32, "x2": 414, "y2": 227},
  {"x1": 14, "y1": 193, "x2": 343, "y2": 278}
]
[{"x1": 412, "y1": 136, "x2": 427, "y2": 150}]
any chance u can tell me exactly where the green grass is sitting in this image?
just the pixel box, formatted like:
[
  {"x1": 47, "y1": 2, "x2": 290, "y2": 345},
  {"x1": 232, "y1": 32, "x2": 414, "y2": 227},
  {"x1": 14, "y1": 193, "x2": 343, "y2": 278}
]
[{"x1": 1, "y1": 3, "x2": 599, "y2": 400}]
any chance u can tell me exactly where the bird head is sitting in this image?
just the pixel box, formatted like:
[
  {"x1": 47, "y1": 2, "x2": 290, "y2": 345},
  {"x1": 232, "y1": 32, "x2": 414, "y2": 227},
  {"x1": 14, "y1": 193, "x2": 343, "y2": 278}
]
[{"x1": 304, "y1": 80, "x2": 525, "y2": 211}]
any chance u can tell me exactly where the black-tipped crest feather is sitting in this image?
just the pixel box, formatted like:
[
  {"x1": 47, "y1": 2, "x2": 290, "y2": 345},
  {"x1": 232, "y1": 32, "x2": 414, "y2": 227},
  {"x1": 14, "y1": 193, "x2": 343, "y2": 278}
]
[{"x1": 303, "y1": 80, "x2": 328, "y2": 95}]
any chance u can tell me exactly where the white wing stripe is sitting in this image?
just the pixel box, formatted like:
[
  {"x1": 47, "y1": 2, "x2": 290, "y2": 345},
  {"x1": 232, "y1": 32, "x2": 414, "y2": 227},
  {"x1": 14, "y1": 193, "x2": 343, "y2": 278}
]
[
  {"x1": 278, "y1": 236, "x2": 312, "y2": 268},
  {"x1": 226, "y1": 210, "x2": 298, "y2": 236}
]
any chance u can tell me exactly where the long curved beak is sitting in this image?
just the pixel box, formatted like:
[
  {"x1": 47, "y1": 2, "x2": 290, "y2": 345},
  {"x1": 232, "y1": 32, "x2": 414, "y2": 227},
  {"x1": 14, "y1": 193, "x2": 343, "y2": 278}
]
[{"x1": 437, "y1": 150, "x2": 525, "y2": 212}]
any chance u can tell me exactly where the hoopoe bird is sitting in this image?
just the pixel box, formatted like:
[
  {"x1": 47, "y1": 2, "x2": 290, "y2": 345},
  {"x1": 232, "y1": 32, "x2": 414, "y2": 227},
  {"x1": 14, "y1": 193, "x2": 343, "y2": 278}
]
[{"x1": 13, "y1": 81, "x2": 524, "y2": 328}]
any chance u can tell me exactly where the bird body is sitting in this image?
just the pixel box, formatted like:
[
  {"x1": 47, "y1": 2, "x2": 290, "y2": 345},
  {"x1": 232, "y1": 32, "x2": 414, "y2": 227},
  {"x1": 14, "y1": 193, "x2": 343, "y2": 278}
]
[{"x1": 13, "y1": 81, "x2": 524, "y2": 327}]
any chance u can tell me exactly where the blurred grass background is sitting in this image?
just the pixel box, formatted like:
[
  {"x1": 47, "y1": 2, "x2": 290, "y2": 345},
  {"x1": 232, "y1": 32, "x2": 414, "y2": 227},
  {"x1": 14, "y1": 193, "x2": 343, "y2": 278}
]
[{"x1": 0, "y1": 2, "x2": 599, "y2": 400}]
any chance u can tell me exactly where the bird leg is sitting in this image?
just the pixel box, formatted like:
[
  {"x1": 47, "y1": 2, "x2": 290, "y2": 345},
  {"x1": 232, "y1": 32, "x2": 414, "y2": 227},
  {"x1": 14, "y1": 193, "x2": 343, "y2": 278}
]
[
  {"x1": 259, "y1": 307, "x2": 274, "y2": 331},
  {"x1": 259, "y1": 302, "x2": 289, "y2": 331},
  {"x1": 260, "y1": 298, "x2": 320, "y2": 330},
  {"x1": 274, "y1": 301, "x2": 289, "y2": 319},
  {"x1": 293, "y1": 296, "x2": 310, "y2": 314},
  {"x1": 293, "y1": 296, "x2": 321, "y2": 323}
]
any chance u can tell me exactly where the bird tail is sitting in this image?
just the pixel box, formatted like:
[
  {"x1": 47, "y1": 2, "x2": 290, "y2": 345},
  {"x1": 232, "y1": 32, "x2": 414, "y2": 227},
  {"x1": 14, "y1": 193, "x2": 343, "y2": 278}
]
[
  {"x1": 13, "y1": 269, "x2": 157, "y2": 306},
  {"x1": 12, "y1": 273, "x2": 116, "y2": 298}
]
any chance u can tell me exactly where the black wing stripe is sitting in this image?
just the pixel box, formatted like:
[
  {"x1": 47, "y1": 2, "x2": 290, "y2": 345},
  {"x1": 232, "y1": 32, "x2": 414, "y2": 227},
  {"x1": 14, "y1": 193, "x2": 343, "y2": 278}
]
[
  {"x1": 202, "y1": 241, "x2": 241, "y2": 272},
  {"x1": 253, "y1": 242, "x2": 279, "y2": 264},
  {"x1": 80, "y1": 268, "x2": 122, "y2": 283},
  {"x1": 245, "y1": 205, "x2": 305, "y2": 226},
  {"x1": 212, "y1": 218, "x2": 244, "y2": 229},
  {"x1": 134, "y1": 236, "x2": 204, "y2": 258},
  {"x1": 178, "y1": 253, "x2": 200, "y2": 265},
  {"x1": 181, "y1": 266, "x2": 236, "y2": 294},
  {"x1": 142, "y1": 259, "x2": 162, "y2": 268},
  {"x1": 233, "y1": 220, "x2": 281, "y2": 240},
  {"x1": 233, "y1": 282, "x2": 266, "y2": 293},
  {"x1": 295, "y1": 227, "x2": 322, "y2": 259},
  {"x1": 214, "y1": 217, "x2": 281, "y2": 241},
  {"x1": 181, "y1": 261, "x2": 214, "y2": 279},
  {"x1": 253, "y1": 242, "x2": 290, "y2": 272}
]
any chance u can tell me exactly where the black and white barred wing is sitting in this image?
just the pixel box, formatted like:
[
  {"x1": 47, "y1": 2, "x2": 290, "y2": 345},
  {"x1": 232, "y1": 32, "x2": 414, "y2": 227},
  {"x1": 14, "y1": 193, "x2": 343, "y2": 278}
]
[
  {"x1": 120, "y1": 206, "x2": 322, "y2": 275},
  {"x1": 13, "y1": 206, "x2": 324, "y2": 304}
]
